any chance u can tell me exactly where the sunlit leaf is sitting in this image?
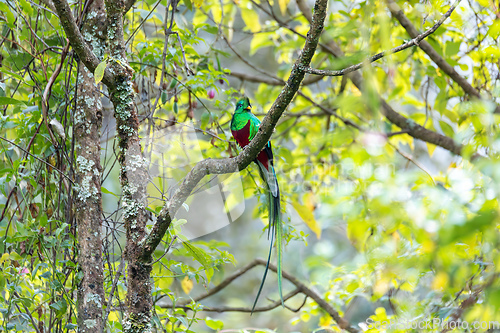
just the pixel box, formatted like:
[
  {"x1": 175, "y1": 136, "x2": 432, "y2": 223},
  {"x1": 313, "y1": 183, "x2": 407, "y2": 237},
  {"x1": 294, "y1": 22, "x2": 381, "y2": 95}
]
[
  {"x1": 292, "y1": 198, "x2": 321, "y2": 239},
  {"x1": 0, "y1": 97, "x2": 26, "y2": 106},
  {"x1": 205, "y1": 316, "x2": 223, "y2": 330},
  {"x1": 241, "y1": 8, "x2": 261, "y2": 33},
  {"x1": 181, "y1": 276, "x2": 193, "y2": 294},
  {"x1": 94, "y1": 60, "x2": 107, "y2": 84}
]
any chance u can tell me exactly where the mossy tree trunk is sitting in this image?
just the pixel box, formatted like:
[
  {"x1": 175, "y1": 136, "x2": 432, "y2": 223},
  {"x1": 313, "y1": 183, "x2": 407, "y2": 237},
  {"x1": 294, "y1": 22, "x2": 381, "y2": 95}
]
[{"x1": 74, "y1": 0, "x2": 107, "y2": 331}]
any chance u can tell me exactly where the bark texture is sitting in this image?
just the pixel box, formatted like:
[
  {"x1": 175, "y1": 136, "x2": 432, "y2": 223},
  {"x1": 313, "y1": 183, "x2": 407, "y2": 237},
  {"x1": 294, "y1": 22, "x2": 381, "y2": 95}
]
[
  {"x1": 74, "y1": 0, "x2": 107, "y2": 331},
  {"x1": 104, "y1": 0, "x2": 152, "y2": 331}
]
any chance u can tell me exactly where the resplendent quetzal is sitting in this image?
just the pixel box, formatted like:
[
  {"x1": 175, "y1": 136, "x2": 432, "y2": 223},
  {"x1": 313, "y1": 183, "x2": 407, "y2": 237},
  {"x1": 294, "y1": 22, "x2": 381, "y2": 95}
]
[{"x1": 230, "y1": 97, "x2": 284, "y2": 312}]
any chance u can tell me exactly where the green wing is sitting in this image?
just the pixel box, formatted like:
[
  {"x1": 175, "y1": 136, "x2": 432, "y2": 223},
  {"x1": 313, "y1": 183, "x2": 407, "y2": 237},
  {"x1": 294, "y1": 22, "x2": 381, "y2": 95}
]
[{"x1": 248, "y1": 113, "x2": 260, "y2": 141}]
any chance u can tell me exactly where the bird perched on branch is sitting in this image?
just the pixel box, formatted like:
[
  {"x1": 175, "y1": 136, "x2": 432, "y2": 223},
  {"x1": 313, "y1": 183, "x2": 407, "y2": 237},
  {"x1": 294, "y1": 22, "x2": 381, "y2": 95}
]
[{"x1": 230, "y1": 97, "x2": 283, "y2": 312}]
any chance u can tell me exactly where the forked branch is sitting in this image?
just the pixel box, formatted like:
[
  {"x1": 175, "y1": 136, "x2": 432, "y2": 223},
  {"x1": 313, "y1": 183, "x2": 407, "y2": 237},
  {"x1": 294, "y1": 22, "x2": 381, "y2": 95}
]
[
  {"x1": 139, "y1": 0, "x2": 330, "y2": 260},
  {"x1": 305, "y1": 0, "x2": 461, "y2": 76}
]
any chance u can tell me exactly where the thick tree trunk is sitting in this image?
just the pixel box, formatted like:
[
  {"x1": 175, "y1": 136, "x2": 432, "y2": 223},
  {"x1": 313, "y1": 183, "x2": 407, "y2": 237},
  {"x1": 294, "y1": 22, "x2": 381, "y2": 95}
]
[
  {"x1": 104, "y1": 0, "x2": 153, "y2": 331},
  {"x1": 74, "y1": 0, "x2": 107, "y2": 331},
  {"x1": 109, "y1": 67, "x2": 153, "y2": 333}
]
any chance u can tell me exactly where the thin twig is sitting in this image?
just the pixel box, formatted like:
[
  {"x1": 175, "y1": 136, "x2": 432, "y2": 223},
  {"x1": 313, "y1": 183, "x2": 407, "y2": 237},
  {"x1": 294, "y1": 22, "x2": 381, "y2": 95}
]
[
  {"x1": 151, "y1": 235, "x2": 177, "y2": 265},
  {"x1": 104, "y1": 255, "x2": 126, "y2": 321},
  {"x1": 125, "y1": 0, "x2": 164, "y2": 46},
  {"x1": 174, "y1": 31, "x2": 193, "y2": 75},
  {"x1": 169, "y1": 289, "x2": 301, "y2": 313},
  {"x1": 150, "y1": 0, "x2": 174, "y2": 117},
  {"x1": 0, "y1": 136, "x2": 74, "y2": 184},
  {"x1": 305, "y1": 0, "x2": 462, "y2": 76},
  {"x1": 389, "y1": 142, "x2": 435, "y2": 185},
  {"x1": 41, "y1": 41, "x2": 71, "y2": 149}
]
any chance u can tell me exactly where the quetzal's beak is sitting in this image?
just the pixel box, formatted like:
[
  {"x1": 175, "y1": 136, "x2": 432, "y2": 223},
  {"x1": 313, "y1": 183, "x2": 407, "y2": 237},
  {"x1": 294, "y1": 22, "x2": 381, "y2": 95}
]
[{"x1": 245, "y1": 106, "x2": 251, "y2": 110}]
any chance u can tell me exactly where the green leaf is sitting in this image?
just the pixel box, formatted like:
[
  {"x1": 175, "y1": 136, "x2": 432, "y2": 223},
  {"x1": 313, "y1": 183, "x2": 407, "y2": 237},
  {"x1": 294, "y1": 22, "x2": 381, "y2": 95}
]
[
  {"x1": 241, "y1": 8, "x2": 261, "y2": 33},
  {"x1": 444, "y1": 41, "x2": 460, "y2": 57},
  {"x1": 13, "y1": 297, "x2": 33, "y2": 307},
  {"x1": 101, "y1": 186, "x2": 119, "y2": 197},
  {"x1": 486, "y1": 287, "x2": 500, "y2": 309},
  {"x1": 200, "y1": 111, "x2": 210, "y2": 129},
  {"x1": 439, "y1": 120, "x2": 454, "y2": 138},
  {"x1": 184, "y1": 0, "x2": 193, "y2": 10},
  {"x1": 0, "y1": 97, "x2": 26, "y2": 106},
  {"x1": 94, "y1": 60, "x2": 107, "y2": 84},
  {"x1": 291, "y1": 199, "x2": 321, "y2": 239},
  {"x1": 0, "y1": 3, "x2": 15, "y2": 28},
  {"x1": 487, "y1": 20, "x2": 500, "y2": 39},
  {"x1": 0, "y1": 273, "x2": 5, "y2": 290},
  {"x1": 278, "y1": 0, "x2": 290, "y2": 15},
  {"x1": 182, "y1": 241, "x2": 209, "y2": 268},
  {"x1": 49, "y1": 298, "x2": 68, "y2": 318},
  {"x1": 161, "y1": 91, "x2": 167, "y2": 104},
  {"x1": 0, "y1": 68, "x2": 24, "y2": 81},
  {"x1": 205, "y1": 267, "x2": 214, "y2": 284},
  {"x1": 9, "y1": 251, "x2": 22, "y2": 261},
  {"x1": 438, "y1": 210, "x2": 497, "y2": 246},
  {"x1": 20, "y1": 0, "x2": 33, "y2": 15},
  {"x1": 203, "y1": 25, "x2": 218, "y2": 35},
  {"x1": 205, "y1": 316, "x2": 224, "y2": 330},
  {"x1": 250, "y1": 33, "x2": 274, "y2": 56},
  {"x1": 169, "y1": 77, "x2": 178, "y2": 89}
]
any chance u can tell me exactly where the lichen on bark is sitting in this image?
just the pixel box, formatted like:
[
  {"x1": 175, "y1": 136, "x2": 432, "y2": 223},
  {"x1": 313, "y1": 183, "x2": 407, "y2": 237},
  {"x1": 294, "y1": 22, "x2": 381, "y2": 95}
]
[{"x1": 73, "y1": 0, "x2": 107, "y2": 331}]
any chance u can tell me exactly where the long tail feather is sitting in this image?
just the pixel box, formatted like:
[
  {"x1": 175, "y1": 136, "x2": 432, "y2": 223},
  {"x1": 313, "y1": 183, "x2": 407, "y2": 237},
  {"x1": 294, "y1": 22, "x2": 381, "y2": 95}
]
[
  {"x1": 251, "y1": 206, "x2": 274, "y2": 313},
  {"x1": 252, "y1": 161, "x2": 283, "y2": 313},
  {"x1": 274, "y1": 183, "x2": 284, "y2": 307}
]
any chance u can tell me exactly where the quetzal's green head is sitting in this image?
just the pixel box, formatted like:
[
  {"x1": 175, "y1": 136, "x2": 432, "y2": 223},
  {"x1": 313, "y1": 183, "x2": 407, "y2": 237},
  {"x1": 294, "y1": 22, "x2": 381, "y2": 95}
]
[{"x1": 235, "y1": 97, "x2": 252, "y2": 113}]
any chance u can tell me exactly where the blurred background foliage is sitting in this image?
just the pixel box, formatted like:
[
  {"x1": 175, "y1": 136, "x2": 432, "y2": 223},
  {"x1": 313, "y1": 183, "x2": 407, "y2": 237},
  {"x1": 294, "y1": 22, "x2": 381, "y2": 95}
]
[{"x1": 1, "y1": 0, "x2": 500, "y2": 332}]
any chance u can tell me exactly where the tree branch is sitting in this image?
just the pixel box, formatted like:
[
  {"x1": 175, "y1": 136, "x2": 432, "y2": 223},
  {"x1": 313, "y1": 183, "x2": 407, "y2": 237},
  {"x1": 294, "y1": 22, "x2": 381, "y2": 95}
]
[
  {"x1": 140, "y1": 0, "x2": 329, "y2": 260},
  {"x1": 379, "y1": 98, "x2": 462, "y2": 155},
  {"x1": 160, "y1": 258, "x2": 359, "y2": 332},
  {"x1": 230, "y1": 70, "x2": 324, "y2": 86},
  {"x1": 164, "y1": 290, "x2": 301, "y2": 313},
  {"x1": 39, "y1": 0, "x2": 57, "y2": 13},
  {"x1": 387, "y1": 0, "x2": 500, "y2": 113},
  {"x1": 52, "y1": 0, "x2": 116, "y2": 88},
  {"x1": 305, "y1": 0, "x2": 460, "y2": 76},
  {"x1": 254, "y1": 259, "x2": 359, "y2": 332},
  {"x1": 124, "y1": 0, "x2": 137, "y2": 14},
  {"x1": 295, "y1": 0, "x2": 463, "y2": 155}
]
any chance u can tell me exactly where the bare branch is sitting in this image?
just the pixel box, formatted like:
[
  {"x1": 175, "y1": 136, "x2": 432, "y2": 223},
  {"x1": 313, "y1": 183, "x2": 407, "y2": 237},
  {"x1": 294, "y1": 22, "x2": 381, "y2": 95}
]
[
  {"x1": 294, "y1": 0, "x2": 463, "y2": 155},
  {"x1": 305, "y1": 0, "x2": 461, "y2": 76},
  {"x1": 160, "y1": 258, "x2": 359, "y2": 332},
  {"x1": 388, "y1": 142, "x2": 435, "y2": 184},
  {"x1": 440, "y1": 273, "x2": 498, "y2": 333},
  {"x1": 182, "y1": 289, "x2": 300, "y2": 313},
  {"x1": 104, "y1": 256, "x2": 125, "y2": 321},
  {"x1": 171, "y1": 289, "x2": 301, "y2": 313},
  {"x1": 230, "y1": 70, "x2": 324, "y2": 86},
  {"x1": 0, "y1": 136, "x2": 73, "y2": 184},
  {"x1": 387, "y1": 0, "x2": 500, "y2": 113},
  {"x1": 253, "y1": 259, "x2": 359, "y2": 332},
  {"x1": 36, "y1": 0, "x2": 57, "y2": 14}
]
